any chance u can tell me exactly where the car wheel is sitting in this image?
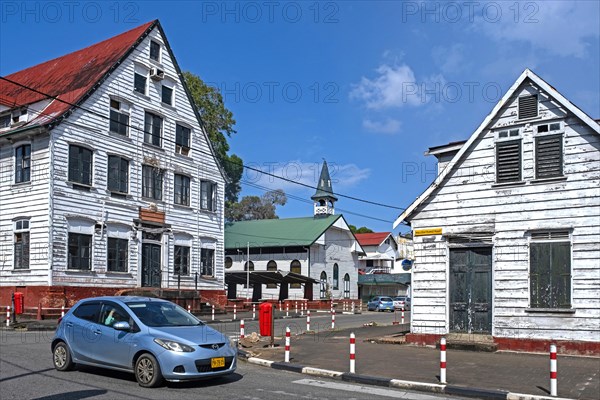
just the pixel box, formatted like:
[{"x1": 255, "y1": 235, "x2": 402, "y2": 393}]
[
  {"x1": 135, "y1": 353, "x2": 163, "y2": 388},
  {"x1": 53, "y1": 342, "x2": 74, "y2": 371}
]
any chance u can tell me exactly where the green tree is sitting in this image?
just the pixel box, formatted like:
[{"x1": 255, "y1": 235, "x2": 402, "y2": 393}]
[
  {"x1": 183, "y1": 72, "x2": 243, "y2": 204},
  {"x1": 226, "y1": 190, "x2": 287, "y2": 221},
  {"x1": 349, "y1": 225, "x2": 374, "y2": 234}
]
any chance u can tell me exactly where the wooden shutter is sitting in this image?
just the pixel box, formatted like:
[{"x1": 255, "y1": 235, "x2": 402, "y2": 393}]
[
  {"x1": 496, "y1": 140, "x2": 522, "y2": 183},
  {"x1": 530, "y1": 242, "x2": 550, "y2": 308},
  {"x1": 518, "y1": 95, "x2": 538, "y2": 119},
  {"x1": 536, "y1": 134, "x2": 563, "y2": 179}
]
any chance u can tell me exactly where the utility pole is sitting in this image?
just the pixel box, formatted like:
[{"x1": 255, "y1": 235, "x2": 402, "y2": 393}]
[{"x1": 246, "y1": 242, "x2": 250, "y2": 300}]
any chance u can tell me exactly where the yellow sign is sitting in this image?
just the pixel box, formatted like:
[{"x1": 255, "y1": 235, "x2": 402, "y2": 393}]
[{"x1": 414, "y1": 228, "x2": 443, "y2": 236}]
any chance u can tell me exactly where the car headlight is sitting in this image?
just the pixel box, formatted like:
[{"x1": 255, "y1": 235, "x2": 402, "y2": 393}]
[{"x1": 154, "y1": 338, "x2": 195, "y2": 352}]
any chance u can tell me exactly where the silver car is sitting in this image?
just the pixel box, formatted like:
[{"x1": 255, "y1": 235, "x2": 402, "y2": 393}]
[{"x1": 52, "y1": 296, "x2": 237, "y2": 387}]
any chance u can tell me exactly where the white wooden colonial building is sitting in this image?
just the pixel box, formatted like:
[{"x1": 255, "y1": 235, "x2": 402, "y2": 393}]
[
  {"x1": 393, "y1": 69, "x2": 600, "y2": 355},
  {"x1": 224, "y1": 162, "x2": 364, "y2": 301},
  {"x1": 0, "y1": 20, "x2": 227, "y2": 309}
]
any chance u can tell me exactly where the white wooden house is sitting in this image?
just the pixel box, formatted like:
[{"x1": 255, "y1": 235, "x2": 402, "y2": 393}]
[
  {"x1": 393, "y1": 69, "x2": 600, "y2": 355},
  {"x1": 224, "y1": 162, "x2": 364, "y2": 301},
  {"x1": 0, "y1": 20, "x2": 227, "y2": 309}
]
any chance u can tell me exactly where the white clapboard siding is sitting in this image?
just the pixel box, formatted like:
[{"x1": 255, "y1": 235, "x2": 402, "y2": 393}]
[{"x1": 408, "y1": 80, "x2": 600, "y2": 342}]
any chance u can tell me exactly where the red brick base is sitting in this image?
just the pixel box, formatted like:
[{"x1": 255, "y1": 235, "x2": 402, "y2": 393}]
[{"x1": 405, "y1": 333, "x2": 600, "y2": 356}]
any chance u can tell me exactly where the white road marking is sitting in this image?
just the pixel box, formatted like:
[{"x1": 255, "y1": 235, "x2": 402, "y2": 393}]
[{"x1": 292, "y1": 378, "x2": 452, "y2": 399}]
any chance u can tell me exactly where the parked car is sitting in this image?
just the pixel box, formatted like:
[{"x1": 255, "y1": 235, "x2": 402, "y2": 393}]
[
  {"x1": 393, "y1": 296, "x2": 411, "y2": 310},
  {"x1": 51, "y1": 296, "x2": 237, "y2": 387},
  {"x1": 366, "y1": 296, "x2": 394, "y2": 312}
]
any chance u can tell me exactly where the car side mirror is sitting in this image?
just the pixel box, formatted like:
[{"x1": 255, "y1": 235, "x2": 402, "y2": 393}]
[{"x1": 113, "y1": 321, "x2": 131, "y2": 331}]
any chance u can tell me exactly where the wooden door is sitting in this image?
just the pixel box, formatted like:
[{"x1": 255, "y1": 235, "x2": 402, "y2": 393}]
[
  {"x1": 142, "y1": 243, "x2": 161, "y2": 287},
  {"x1": 449, "y1": 248, "x2": 492, "y2": 333}
]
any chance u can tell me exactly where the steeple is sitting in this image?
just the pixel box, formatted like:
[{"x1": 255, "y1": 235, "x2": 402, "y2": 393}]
[{"x1": 312, "y1": 160, "x2": 337, "y2": 217}]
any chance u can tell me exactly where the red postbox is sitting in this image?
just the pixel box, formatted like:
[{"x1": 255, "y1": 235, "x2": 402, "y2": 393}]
[
  {"x1": 259, "y1": 302, "x2": 274, "y2": 337},
  {"x1": 14, "y1": 292, "x2": 24, "y2": 314}
]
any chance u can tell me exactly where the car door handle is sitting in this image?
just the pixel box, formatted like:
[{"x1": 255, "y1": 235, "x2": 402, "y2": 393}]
[
  {"x1": 66, "y1": 322, "x2": 73, "y2": 328},
  {"x1": 93, "y1": 329, "x2": 102, "y2": 335}
]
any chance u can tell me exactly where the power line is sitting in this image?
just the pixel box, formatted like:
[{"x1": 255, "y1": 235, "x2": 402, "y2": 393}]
[{"x1": 0, "y1": 75, "x2": 405, "y2": 212}]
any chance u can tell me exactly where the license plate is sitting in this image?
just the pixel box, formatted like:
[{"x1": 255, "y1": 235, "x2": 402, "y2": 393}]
[{"x1": 211, "y1": 357, "x2": 225, "y2": 368}]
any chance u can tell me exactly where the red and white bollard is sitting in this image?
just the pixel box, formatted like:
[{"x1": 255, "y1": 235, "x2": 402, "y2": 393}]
[
  {"x1": 401, "y1": 308, "x2": 405, "y2": 324},
  {"x1": 187, "y1": 304, "x2": 191, "y2": 313},
  {"x1": 306, "y1": 310, "x2": 311, "y2": 331},
  {"x1": 240, "y1": 319, "x2": 245, "y2": 339},
  {"x1": 440, "y1": 337, "x2": 447, "y2": 384},
  {"x1": 285, "y1": 327, "x2": 291, "y2": 363},
  {"x1": 286, "y1": 303, "x2": 289, "y2": 317},
  {"x1": 252, "y1": 303, "x2": 256, "y2": 320},
  {"x1": 61, "y1": 305, "x2": 65, "y2": 318},
  {"x1": 212, "y1": 304, "x2": 215, "y2": 321},
  {"x1": 5, "y1": 306, "x2": 9, "y2": 327},
  {"x1": 233, "y1": 304, "x2": 237, "y2": 320},
  {"x1": 331, "y1": 309, "x2": 336, "y2": 329},
  {"x1": 350, "y1": 332, "x2": 356, "y2": 373},
  {"x1": 300, "y1": 302, "x2": 304, "y2": 316},
  {"x1": 550, "y1": 344, "x2": 557, "y2": 396},
  {"x1": 295, "y1": 301, "x2": 298, "y2": 315},
  {"x1": 279, "y1": 301, "x2": 282, "y2": 312}
]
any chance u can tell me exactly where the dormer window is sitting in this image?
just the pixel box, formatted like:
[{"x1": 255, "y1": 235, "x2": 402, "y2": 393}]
[
  {"x1": 150, "y1": 40, "x2": 161, "y2": 62},
  {"x1": 518, "y1": 95, "x2": 538, "y2": 119}
]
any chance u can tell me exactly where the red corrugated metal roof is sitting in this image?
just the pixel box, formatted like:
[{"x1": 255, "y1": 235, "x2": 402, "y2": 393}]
[
  {"x1": 0, "y1": 20, "x2": 155, "y2": 130},
  {"x1": 354, "y1": 232, "x2": 392, "y2": 247}
]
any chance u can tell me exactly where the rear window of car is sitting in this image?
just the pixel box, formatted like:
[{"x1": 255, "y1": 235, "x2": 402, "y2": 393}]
[
  {"x1": 73, "y1": 302, "x2": 101, "y2": 323},
  {"x1": 380, "y1": 297, "x2": 393, "y2": 302}
]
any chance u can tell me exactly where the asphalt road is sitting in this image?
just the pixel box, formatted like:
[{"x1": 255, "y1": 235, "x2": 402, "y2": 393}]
[{"x1": 0, "y1": 311, "x2": 470, "y2": 400}]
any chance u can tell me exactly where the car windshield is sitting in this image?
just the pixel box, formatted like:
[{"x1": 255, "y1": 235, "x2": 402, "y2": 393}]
[{"x1": 126, "y1": 302, "x2": 204, "y2": 327}]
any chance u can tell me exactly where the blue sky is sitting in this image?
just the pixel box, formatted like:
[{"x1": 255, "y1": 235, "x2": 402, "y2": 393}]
[{"x1": 1, "y1": 1, "x2": 598, "y2": 233}]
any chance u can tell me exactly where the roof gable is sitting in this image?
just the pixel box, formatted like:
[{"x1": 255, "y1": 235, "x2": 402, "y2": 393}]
[
  {"x1": 393, "y1": 69, "x2": 600, "y2": 228},
  {"x1": 1, "y1": 21, "x2": 155, "y2": 131},
  {"x1": 354, "y1": 232, "x2": 393, "y2": 247}
]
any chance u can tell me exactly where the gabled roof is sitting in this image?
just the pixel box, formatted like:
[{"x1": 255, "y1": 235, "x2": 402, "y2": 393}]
[
  {"x1": 225, "y1": 215, "x2": 342, "y2": 249},
  {"x1": 393, "y1": 69, "x2": 600, "y2": 228},
  {"x1": 354, "y1": 232, "x2": 393, "y2": 247},
  {"x1": 0, "y1": 21, "x2": 155, "y2": 132}
]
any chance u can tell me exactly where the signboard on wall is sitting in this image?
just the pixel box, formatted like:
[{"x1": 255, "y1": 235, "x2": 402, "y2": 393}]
[{"x1": 414, "y1": 228, "x2": 442, "y2": 236}]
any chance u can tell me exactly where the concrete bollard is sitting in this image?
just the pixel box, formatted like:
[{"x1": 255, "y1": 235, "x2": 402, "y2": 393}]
[
  {"x1": 240, "y1": 319, "x2": 245, "y2": 339},
  {"x1": 306, "y1": 310, "x2": 311, "y2": 332},
  {"x1": 440, "y1": 337, "x2": 447, "y2": 384},
  {"x1": 285, "y1": 327, "x2": 291, "y2": 363},
  {"x1": 350, "y1": 332, "x2": 356, "y2": 373},
  {"x1": 212, "y1": 304, "x2": 215, "y2": 321},
  {"x1": 352, "y1": 302, "x2": 355, "y2": 313},
  {"x1": 331, "y1": 309, "x2": 336, "y2": 330},
  {"x1": 550, "y1": 344, "x2": 557, "y2": 396}
]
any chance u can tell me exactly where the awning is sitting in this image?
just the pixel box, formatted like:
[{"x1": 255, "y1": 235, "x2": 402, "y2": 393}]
[{"x1": 225, "y1": 270, "x2": 318, "y2": 286}]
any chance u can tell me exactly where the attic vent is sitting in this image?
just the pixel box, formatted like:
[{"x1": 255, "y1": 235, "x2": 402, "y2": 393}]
[
  {"x1": 496, "y1": 139, "x2": 522, "y2": 183},
  {"x1": 518, "y1": 95, "x2": 538, "y2": 119},
  {"x1": 531, "y1": 231, "x2": 570, "y2": 241},
  {"x1": 535, "y1": 134, "x2": 563, "y2": 179}
]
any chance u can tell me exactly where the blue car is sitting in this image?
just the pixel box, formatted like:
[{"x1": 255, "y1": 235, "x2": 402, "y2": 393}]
[
  {"x1": 366, "y1": 296, "x2": 394, "y2": 312},
  {"x1": 52, "y1": 296, "x2": 237, "y2": 387}
]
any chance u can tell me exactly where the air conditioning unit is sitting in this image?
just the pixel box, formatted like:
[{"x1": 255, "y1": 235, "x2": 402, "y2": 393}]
[{"x1": 150, "y1": 68, "x2": 165, "y2": 81}]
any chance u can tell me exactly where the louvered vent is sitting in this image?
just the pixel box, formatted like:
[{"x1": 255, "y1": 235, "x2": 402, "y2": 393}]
[
  {"x1": 496, "y1": 140, "x2": 522, "y2": 183},
  {"x1": 518, "y1": 95, "x2": 538, "y2": 119},
  {"x1": 536, "y1": 134, "x2": 563, "y2": 179},
  {"x1": 531, "y1": 231, "x2": 570, "y2": 240}
]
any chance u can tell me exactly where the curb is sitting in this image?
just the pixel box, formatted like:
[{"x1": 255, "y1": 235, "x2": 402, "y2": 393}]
[{"x1": 237, "y1": 351, "x2": 572, "y2": 400}]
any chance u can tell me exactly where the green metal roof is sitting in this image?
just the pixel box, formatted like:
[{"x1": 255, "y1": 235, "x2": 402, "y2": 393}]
[{"x1": 225, "y1": 215, "x2": 341, "y2": 249}]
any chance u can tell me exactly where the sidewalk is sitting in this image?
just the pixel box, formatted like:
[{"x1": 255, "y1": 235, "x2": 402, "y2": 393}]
[{"x1": 238, "y1": 324, "x2": 600, "y2": 400}]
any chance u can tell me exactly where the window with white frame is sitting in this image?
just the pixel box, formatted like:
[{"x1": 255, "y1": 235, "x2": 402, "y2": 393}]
[
  {"x1": 333, "y1": 263, "x2": 339, "y2": 290},
  {"x1": 107, "y1": 155, "x2": 129, "y2": 194},
  {"x1": 134, "y1": 69, "x2": 147, "y2": 95},
  {"x1": 144, "y1": 112, "x2": 163, "y2": 147},
  {"x1": 109, "y1": 99, "x2": 130, "y2": 136},
  {"x1": 142, "y1": 165, "x2": 163, "y2": 200},
  {"x1": 267, "y1": 260, "x2": 277, "y2": 288},
  {"x1": 68, "y1": 145, "x2": 93, "y2": 186},
  {"x1": 175, "y1": 124, "x2": 191, "y2": 156},
  {"x1": 15, "y1": 144, "x2": 31, "y2": 183},
  {"x1": 150, "y1": 40, "x2": 161, "y2": 62},
  {"x1": 290, "y1": 260, "x2": 301, "y2": 288},
  {"x1": 200, "y1": 181, "x2": 216, "y2": 211},
  {"x1": 529, "y1": 230, "x2": 571, "y2": 309},
  {"x1": 535, "y1": 122, "x2": 563, "y2": 179},
  {"x1": 107, "y1": 237, "x2": 128, "y2": 272},
  {"x1": 174, "y1": 174, "x2": 190, "y2": 206},
  {"x1": 174, "y1": 245, "x2": 190, "y2": 275},
  {"x1": 14, "y1": 219, "x2": 30, "y2": 269},
  {"x1": 495, "y1": 128, "x2": 522, "y2": 183},
  {"x1": 343, "y1": 273, "x2": 350, "y2": 299},
  {"x1": 201, "y1": 248, "x2": 214, "y2": 277},
  {"x1": 161, "y1": 84, "x2": 173, "y2": 106},
  {"x1": 68, "y1": 233, "x2": 92, "y2": 270}
]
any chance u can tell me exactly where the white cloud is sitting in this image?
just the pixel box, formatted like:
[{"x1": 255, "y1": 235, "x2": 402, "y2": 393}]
[
  {"x1": 362, "y1": 118, "x2": 401, "y2": 134},
  {"x1": 350, "y1": 64, "x2": 422, "y2": 109},
  {"x1": 242, "y1": 160, "x2": 371, "y2": 193},
  {"x1": 475, "y1": 1, "x2": 599, "y2": 58}
]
